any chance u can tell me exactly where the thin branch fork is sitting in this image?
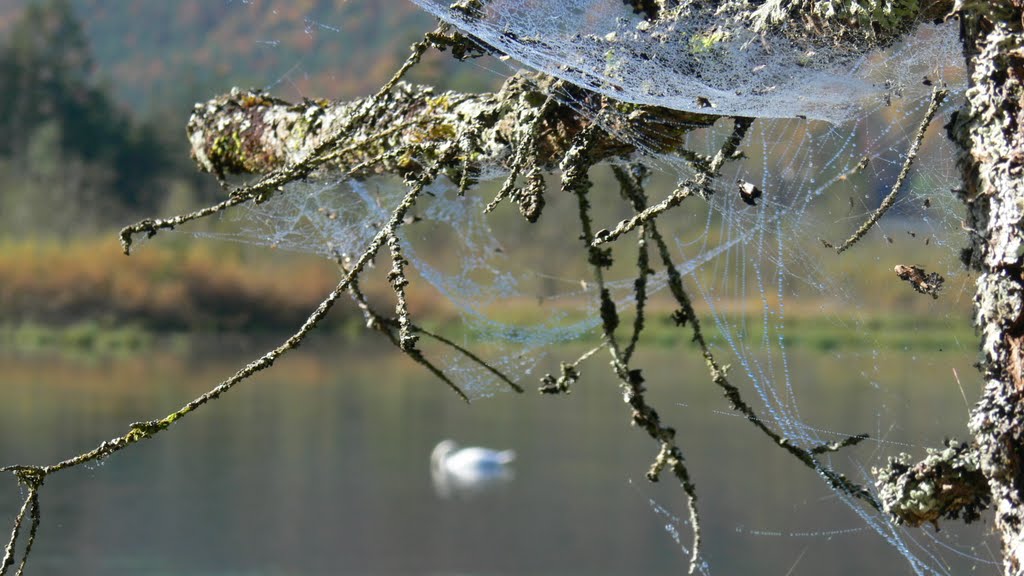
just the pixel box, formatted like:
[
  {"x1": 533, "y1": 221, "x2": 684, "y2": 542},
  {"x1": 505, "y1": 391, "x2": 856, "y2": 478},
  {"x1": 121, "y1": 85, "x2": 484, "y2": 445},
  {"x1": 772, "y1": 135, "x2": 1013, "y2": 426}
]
[
  {"x1": 821, "y1": 85, "x2": 948, "y2": 253},
  {"x1": 611, "y1": 162, "x2": 878, "y2": 505},
  {"x1": 2, "y1": 147, "x2": 457, "y2": 576},
  {"x1": 593, "y1": 116, "x2": 754, "y2": 246},
  {"x1": 334, "y1": 250, "x2": 522, "y2": 398}
]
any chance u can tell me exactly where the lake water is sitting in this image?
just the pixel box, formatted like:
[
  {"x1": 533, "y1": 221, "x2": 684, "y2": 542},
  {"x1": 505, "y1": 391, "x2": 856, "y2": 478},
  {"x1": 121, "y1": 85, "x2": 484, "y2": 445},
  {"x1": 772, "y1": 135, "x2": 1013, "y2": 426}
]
[{"x1": 0, "y1": 336, "x2": 998, "y2": 575}]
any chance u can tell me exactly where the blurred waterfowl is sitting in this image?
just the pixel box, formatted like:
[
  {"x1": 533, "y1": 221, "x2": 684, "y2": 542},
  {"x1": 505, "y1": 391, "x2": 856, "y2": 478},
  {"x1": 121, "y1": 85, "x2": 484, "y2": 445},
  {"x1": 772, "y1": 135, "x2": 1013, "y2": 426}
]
[{"x1": 430, "y1": 439, "x2": 516, "y2": 499}]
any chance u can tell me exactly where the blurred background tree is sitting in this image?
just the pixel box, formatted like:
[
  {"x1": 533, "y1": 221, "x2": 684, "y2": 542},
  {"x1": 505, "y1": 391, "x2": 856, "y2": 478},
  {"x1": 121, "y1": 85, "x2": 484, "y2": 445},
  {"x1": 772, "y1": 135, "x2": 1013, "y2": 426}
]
[{"x1": 0, "y1": 0, "x2": 173, "y2": 236}]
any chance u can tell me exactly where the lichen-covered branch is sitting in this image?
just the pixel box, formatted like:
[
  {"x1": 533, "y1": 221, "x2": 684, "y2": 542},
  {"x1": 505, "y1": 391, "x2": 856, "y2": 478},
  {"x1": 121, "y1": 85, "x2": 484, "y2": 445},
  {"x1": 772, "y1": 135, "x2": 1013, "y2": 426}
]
[
  {"x1": 822, "y1": 85, "x2": 947, "y2": 253},
  {"x1": 564, "y1": 134, "x2": 705, "y2": 573},
  {"x1": 187, "y1": 73, "x2": 716, "y2": 183},
  {"x1": 744, "y1": 0, "x2": 954, "y2": 46},
  {"x1": 627, "y1": 0, "x2": 955, "y2": 48},
  {"x1": 0, "y1": 482, "x2": 37, "y2": 576},
  {"x1": 873, "y1": 439, "x2": 990, "y2": 528}
]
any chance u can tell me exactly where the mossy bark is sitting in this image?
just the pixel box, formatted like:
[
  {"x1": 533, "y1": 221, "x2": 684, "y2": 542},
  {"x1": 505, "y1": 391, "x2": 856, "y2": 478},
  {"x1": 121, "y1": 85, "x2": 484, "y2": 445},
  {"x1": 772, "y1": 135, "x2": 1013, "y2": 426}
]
[
  {"x1": 950, "y1": 2, "x2": 1024, "y2": 573},
  {"x1": 186, "y1": 72, "x2": 715, "y2": 181}
]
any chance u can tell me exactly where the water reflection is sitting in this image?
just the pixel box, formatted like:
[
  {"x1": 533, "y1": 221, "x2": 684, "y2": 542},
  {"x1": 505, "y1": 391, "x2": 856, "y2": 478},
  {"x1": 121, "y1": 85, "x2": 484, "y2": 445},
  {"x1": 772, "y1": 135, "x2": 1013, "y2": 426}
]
[
  {"x1": 0, "y1": 337, "x2": 995, "y2": 575},
  {"x1": 430, "y1": 439, "x2": 516, "y2": 499}
]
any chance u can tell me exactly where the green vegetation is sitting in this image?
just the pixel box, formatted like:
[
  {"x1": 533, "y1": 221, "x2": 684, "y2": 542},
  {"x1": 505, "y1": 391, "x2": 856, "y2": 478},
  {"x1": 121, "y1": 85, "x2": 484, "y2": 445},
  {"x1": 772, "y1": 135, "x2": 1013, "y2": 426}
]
[
  {"x1": 443, "y1": 303, "x2": 976, "y2": 352},
  {"x1": 0, "y1": 232, "x2": 975, "y2": 354},
  {"x1": 0, "y1": 1, "x2": 976, "y2": 356},
  {"x1": 0, "y1": 321, "x2": 154, "y2": 355},
  {"x1": 0, "y1": 0, "x2": 184, "y2": 237},
  {"x1": 0, "y1": 237, "x2": 350, "y2": 333}
]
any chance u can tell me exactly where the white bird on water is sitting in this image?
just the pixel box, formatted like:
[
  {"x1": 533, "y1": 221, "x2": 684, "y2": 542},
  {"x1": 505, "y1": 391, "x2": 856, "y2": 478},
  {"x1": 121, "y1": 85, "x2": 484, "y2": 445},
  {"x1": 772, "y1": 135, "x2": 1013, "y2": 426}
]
[{"x1": 430, "y1": 439, "x2": 516, "y2": 499}]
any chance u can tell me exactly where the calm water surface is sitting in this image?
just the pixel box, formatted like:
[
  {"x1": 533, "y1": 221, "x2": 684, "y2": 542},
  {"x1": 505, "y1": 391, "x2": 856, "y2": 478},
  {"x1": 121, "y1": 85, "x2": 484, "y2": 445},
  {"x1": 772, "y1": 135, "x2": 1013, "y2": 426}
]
[{"x1": 0, "y1": 336, "x2": 997, "y2": 575}]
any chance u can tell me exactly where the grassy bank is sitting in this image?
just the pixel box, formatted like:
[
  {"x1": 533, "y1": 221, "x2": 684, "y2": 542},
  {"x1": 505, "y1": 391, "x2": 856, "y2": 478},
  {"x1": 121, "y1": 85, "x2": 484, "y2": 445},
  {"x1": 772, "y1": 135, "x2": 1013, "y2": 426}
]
[
  {"x1": 0, "y1": 236, "x2": 978, "y2": 355},
  {"x1": 0, "y1": 236, "x2": 346, "y2": 332},
  {"x1": 1, "y1": 307, "x2": 975, "y2": 357},
  {"x1": 418, "y1": 303, "x2": 978, "y2": 353}
]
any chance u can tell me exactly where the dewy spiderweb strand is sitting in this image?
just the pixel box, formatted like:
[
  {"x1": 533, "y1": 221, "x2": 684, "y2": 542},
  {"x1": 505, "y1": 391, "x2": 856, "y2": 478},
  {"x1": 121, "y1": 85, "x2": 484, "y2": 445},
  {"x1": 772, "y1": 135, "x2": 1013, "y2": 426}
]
[
  {"x1": 3, "y1": 1, "x2": 985, "y2": 575},
  {"x1": 187, "y1": 3, "x2": 974, "y2": 568}
]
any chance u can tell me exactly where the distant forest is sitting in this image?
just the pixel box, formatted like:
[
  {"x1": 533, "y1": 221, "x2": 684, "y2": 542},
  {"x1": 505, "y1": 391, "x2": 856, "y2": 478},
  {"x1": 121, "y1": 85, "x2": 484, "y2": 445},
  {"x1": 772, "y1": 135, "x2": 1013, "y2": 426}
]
[
  {"x1": 0, "y1": 0, "x2": 962, "y2": 333},
  {"x1": 0, "y1": 0, "x2": 508, "y2": 332},
  {"x1": 0, "y1": 0, "x2": 455, "y2": 111},
  {"x1": 0, "y1": 0, "x2": 498, "y2": 236}
]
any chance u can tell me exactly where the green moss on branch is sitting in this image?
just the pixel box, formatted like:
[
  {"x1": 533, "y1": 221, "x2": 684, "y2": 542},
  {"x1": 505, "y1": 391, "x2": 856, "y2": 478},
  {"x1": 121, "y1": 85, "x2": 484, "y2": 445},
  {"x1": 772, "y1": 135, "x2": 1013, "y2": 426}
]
[{"x1": 187, "y1": 74, "x2": 717, "y2": 180}]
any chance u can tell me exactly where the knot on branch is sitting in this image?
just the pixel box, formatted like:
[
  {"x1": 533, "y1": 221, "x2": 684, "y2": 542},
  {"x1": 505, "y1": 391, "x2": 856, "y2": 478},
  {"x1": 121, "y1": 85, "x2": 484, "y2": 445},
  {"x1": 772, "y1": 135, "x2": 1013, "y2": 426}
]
[
  {"x1": 516, "y1": 163, "x2": 547, "y2": 222},
  {"x1": 425, "y1": 28, "x2": 490, "y2": 61},
  {"x1": 119, "y1": 219, "x2": 162, "y2": 255},
  {"x1": 647, "y1": 443, "x2": 678, "y2": 481},
  {"x1": 129, "y1": 419, "x2": 169, "y2": 440},
  {"x1": 588, "y1": 247, "x2": 614, "y2": 268},
  {"x1": 3, "y1": 466, "x2": 45, "y2": 490},
  {"x1": 671, "y1": 308, "x2": 691, "y2": 327},
  {"x1": 872, "y1": 439, "x2": 991, "y2": 529},
  {"x1": 540, "y1": 361, "x2": 580, "y2": 394},
  {"x1": 599, "y1": 288, "x2": 620, "y2": 333}
]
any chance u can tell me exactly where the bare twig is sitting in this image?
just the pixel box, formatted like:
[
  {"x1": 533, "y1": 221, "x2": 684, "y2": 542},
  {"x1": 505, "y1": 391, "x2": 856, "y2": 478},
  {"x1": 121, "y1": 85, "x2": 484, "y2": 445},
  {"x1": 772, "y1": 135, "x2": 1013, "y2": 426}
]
[
  {"x1": 565, "y1": 129, "x2": 704, "y2": 572},
  {"x1": 3, "y1": 148, "x2": 454, "y2": 576},
  {"x1": 13, "y1": 488, "x2": 38, "y2": 576},
  {"x1": 0, "y1": 490, "x2": 31, "y2": 576},
  {"x1": 121, "y1": 26, "x2": 444, "y2": 255},
  {"x1": 594, "y1": 117, "x2": 753, "y2": 246},
  {"x1": 0, "y1": 474, "x2": 40, "y2": 576},
  {"x1": 416, "y1": 328, "x2": 524, "y2": 393},
  {"x1": 333, "y1": 246, "x2": 521, "y2": 398},
  {"x1": 822, "y1": 86, "x2": 947, "y2": 253},
  {"x1": 336, "y1": 252, "x2": 467, "y2": 401}
]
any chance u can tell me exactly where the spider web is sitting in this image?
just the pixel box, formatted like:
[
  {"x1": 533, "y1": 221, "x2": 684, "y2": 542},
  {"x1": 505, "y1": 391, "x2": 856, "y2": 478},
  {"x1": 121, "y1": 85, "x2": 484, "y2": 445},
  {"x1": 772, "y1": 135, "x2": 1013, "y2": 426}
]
[{"x1": 202, "y1": 1, "x2": 988, "y2": 573}]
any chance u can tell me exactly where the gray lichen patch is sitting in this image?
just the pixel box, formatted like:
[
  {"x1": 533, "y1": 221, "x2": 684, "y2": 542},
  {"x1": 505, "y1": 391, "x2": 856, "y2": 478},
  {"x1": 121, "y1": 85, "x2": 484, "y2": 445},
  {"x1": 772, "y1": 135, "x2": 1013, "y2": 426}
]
[
  {"x1": 187, "y1": 72, "x2": 717, "y2": 185},
  {"x1": 741, "y1": 0, "x2": 951, "y2": 47},
  {"x1": 630, "y1": 0, "x2": 955, "y2": 51},
  {"x1": 873, "y1": 439, "x2": 990, "y2": 528},
  {"x1": 946, "y1": 5, "x2": 1024, "y2": 571}
]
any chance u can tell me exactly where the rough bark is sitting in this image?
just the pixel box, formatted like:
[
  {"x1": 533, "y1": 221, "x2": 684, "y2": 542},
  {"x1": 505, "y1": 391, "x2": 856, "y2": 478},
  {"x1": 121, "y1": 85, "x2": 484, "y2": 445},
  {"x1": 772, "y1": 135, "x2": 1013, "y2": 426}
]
[
  {"x1": 186, "y1": 72, "x2": 715, "y2": 181},
  {"x1": 951, "y1": 2, "x2": 1024, "y2": 573}
]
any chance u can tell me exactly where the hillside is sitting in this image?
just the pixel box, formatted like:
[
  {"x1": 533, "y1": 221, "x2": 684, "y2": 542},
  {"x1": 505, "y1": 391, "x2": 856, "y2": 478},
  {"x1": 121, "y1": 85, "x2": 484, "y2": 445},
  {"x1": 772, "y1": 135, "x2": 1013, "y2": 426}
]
[{"x1": 0, "y1": 0, "x2": 498, "y2": 118}]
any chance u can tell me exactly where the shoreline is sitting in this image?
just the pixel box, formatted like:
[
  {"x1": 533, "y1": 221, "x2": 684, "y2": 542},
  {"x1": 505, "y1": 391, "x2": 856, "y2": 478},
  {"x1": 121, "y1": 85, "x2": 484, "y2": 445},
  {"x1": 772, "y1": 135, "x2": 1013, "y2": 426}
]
[{"x1": 0, "y1": 310, "x2": 977, "y2": 357}]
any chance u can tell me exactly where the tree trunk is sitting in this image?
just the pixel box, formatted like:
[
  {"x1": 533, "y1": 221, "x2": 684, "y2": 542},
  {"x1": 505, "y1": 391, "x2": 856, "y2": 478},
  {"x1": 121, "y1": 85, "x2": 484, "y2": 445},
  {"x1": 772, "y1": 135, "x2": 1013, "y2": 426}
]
[{"x1": 952, "y1": 2, "x2": 1024, "y2": 573}]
